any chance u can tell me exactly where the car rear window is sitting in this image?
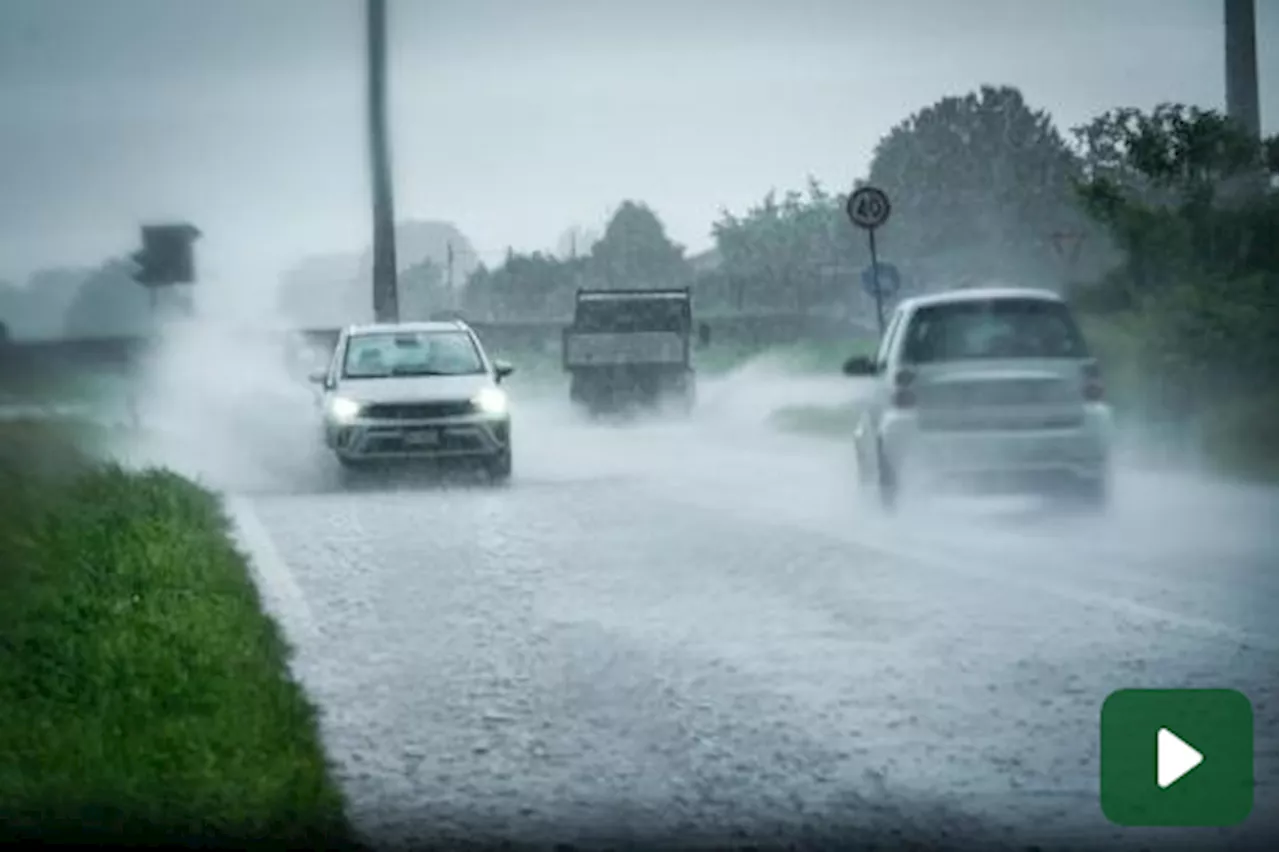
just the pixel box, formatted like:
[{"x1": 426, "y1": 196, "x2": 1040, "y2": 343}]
[{"x1": 901, "y1": 298, "x2": 1090, "y2": 363}]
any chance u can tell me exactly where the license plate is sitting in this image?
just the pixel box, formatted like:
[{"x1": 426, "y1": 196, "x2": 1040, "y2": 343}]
[{"x1": 403, "y1": 429, "x2": 440, "y2": 446}]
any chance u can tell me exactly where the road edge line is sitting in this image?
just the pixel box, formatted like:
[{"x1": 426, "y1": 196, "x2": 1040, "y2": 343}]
[{"x1": 225, "y1": 495, "x2": 319, "y2": 643}]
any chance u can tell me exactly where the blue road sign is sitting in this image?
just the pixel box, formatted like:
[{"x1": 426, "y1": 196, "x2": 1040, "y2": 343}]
[{"x1": 861, "y1": 262, "x2": 901, "y2": 298}]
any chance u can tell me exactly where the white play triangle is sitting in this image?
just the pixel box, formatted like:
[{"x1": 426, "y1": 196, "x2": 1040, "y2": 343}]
[{"x1": 1157, "y1": 727, "x2": 1204, "y2": 789}]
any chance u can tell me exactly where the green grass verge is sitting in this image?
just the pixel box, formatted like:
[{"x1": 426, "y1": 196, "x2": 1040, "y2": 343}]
[
  {"x1": 1079, "y1": 312, "x2": 1278, "y2": 481},
  {"x1": 0, "y1": 418, "x2": 356, "y2": 849},
  {"x1": 0, "y1": 365, "x2": 127, "y2": 406},
  {"x1": 767, "y1": 400, "x2": 864, "y2": 439},
  {"x1": 1196, "y1": 389, "x2": 1279, "y2": 482}
]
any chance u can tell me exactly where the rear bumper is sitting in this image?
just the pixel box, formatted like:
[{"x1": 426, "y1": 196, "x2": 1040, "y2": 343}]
[
  {"x1": 569, "y1": 366, "x2": 693, "y2": 403},
  {"x1": 325, "y1": 414, "x2": 510, "y2": 461},
  {"x1": 880, "y1": 405, "x2": 1112, "y2": 481}
]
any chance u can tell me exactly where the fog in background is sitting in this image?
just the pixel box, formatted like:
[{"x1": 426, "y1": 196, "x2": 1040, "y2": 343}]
[{"x1": 1, "y1": 0, "x2": 1276, "y2": 296}]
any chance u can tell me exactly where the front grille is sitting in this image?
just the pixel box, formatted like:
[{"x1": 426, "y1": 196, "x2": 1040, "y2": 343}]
[
  {"x1": 365, "y1": 432, "x2": 485, "y2": 453},
  {"x1": 920, "y1": 379, "x2": 1067, "y2": 408},
  {"x1": 363, "y1": 400, "x2": 474, "y2": 420}
]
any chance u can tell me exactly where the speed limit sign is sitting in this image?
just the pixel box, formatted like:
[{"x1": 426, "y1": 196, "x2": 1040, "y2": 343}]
[
  {"x1": 845, "y1": 186, "x2": 891, "y2": 230},
  {"x1": 845, "y1": 185, "x2": 893, "y2": 336}
]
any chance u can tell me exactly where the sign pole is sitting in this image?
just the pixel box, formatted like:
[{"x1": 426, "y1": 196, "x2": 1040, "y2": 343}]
[
  {"x1": 867, "y1": 226, "x2": 885, "y2": 336},
  {"x1": 845, "y1": 185, "x2": 893, "y2": 337}
]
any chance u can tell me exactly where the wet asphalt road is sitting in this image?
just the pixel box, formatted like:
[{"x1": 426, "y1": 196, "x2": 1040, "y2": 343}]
[{"x1": 154, "y1": 372, "x2": 1276, "y2": 851}]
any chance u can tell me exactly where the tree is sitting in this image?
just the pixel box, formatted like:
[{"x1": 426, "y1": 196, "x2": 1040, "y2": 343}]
[
  {"x1": 460, "y1": 263, "x2": 495, "y2": 320},
  {"x1": 587, "y1": 201, "x2": 689, "y2": 288},
  {"x1": 1071, "y1": 104, "x2": 1276, "y2": 300},
  {"x1": 0, "y1": 270, "x2": 85, "y2": 338},
  {"x1": 277, "y1": 220, "x2": 479, "y2": 326},
  {"x1": 867, "y1": 85, "x2": 1107, "y2": 288},
  {"x1": 555, "y1": 226, "x2": 601, "y2": 260},
  {"x1": 63, "y1": 259, "x2": 159, "y2": 338},
  {"x1": 486, "y1": 252, "x2": 579, "y2": 319},
  {"x1": 398, "y1": 258, "x2": 447, "y2": 319},
  {"x1": 711, "y1": 178, "x2": 872, "y2": 316},
  {"x1": 1070, "y1": 104, "x2": 1280, "y2": 419}
]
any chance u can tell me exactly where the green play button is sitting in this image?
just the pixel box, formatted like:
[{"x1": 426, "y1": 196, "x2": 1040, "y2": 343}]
[{"x1": 1101, "y1": 689, "x2": 1254, "y2": 826}]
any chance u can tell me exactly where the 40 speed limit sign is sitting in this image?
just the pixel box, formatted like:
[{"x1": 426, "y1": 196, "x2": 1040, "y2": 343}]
[
  {"x1": 844, "y1": 185, "x2": 894, "y2": 336},
  {"x1": 845, "y1": 186, "x2": 891, "y2": 230}
]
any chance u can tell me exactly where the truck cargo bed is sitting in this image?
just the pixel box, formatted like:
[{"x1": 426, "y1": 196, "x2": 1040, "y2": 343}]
[{"x1": 563, "y1": 331, "x2": 688, "y2": 367}]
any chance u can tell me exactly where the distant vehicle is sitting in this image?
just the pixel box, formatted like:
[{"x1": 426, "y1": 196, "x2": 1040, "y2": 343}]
[
  {"x1": 309, "y1": 319, "x2": 514, "y2": 483},
  {"x1": 841, "y1": 287, "x2": 1113, "y2": 509},
  {"x1": 562, "y1": 287, "x2": 711, "y2": 416}
]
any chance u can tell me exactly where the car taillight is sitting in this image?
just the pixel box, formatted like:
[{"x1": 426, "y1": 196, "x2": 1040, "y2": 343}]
[
  {"x1": 1082, "y1": 362, "x2": 1104, "y2": 401},
  {"x1": 892, "y1": 368, "x2": 916, "y2": 408}
]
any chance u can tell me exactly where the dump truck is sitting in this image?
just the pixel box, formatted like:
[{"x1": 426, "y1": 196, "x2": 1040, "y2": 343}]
[{"x1": 562, "y1": 287, "x2": 710, "y2": 416}]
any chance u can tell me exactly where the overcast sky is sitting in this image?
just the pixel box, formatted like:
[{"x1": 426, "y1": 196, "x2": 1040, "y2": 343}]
[{"x1": 1, "y1": 0, "x2": 1276, "y2": 286}]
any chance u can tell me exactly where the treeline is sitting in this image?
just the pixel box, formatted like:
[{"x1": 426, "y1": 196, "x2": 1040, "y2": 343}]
[
  {"x1": 439, "y1": 85, "x2": 1278, "y2": 469},
  {"x1": 1068, "y1": 104, "x2": 1277, "y2": 472},
  {"x1": 6, "y1": 85, "x2": 1276, "y2": 422},
  {"x1": 371, "y1": 196, "x2": 874, "y2": 324},
  {"x1": 389, "y1": 86, "x2": 1191, "y2": 325},
  {"x1": 0, "y1": 261, "x2": 160, "y2": 342}
]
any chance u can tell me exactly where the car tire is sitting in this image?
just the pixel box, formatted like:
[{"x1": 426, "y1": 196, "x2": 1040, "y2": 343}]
[
  {"x1": 673, "y1": 382, "x2": 696, "y2": 418},
  {"x1": 486, "y1": 448, "x2": 513, "y2": 484},
  {"x1": 876, "y1": 443, "x2": 900, "y2": 512},
  {"x1": 854, "y1": 442, "x2": 872, "y2": 487},
  {"x1": 334, "y1": 456, "x2": 365, "y2": 489},
  {"x1": 1073, "y1": 469, "x2": 1110, "y2": 512}
]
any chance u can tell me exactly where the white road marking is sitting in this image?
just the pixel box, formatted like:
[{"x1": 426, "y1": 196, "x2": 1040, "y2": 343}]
[{"x1": 225, "y1": 495, "x2": 318, "y2": 642}]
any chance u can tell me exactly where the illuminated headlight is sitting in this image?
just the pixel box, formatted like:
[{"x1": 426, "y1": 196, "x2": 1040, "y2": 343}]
[
  {"x1": 472, "y1": 387, "x2": 508, "y2": 416},
  {"x1": 328, "y1": 396, "x2": 362, "y2": 422}
]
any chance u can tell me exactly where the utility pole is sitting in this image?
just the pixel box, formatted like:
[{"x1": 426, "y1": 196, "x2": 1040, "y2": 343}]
[
  {"x1": 446, "y1": 241, "x2": 456, "y2": 310},
  {"x1": 1224, "y1": 0, "x2": 1260, "y2": 139},
  {"x1": 367, "y1": 0, "x2": 399, "y2": 322}
]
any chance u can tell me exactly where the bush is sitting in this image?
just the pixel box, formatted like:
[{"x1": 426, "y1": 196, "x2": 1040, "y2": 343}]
[
  {"x1": 0, "y1": 420, "x2": 356, "y2": 848},
  {"x1": 1197, "y1": 387, "x2": 1279, "y2": 480},
  {"x1": 1076, "y1": 273, "x2": 1278, "y2": 478}
]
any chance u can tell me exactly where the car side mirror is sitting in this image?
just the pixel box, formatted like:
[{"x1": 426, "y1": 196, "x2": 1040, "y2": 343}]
[
  {"x1": 841, "y1": 355, "x2": 877, "y2": 377},
  {"x1": 493, "y1": 360, "x2": 515, "y2": 383},
  {"x1": 697, "y1": 322, "x2": 711, "y2": 348},
  {"x1": 308, "y1": 369, "x2": 328, "y2": 385}
]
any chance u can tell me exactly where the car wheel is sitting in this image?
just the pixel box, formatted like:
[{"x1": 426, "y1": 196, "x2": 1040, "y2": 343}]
[
  {"x1": 486, "y1": 448, "x2": 512, "y2": 484},
  {"x1": 670, "y1": 382, "x2": 696, "y2": 418},
  {"x1": 1073, "y1": 469, "x2": 1110, "y2": 512},
  {"x1": 853, "y1": 432, "x2": 873, "y2": 486},
  {"x1": 334, "y1": 456, "x2": 365, "y2": 489},
  {"x1": 876, "y1": 441, "x2": 899, "y2": 512}
]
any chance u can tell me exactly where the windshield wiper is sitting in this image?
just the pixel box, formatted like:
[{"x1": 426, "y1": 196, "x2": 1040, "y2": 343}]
[{"x1": 390, "y1": 367, "x2": 456, "y2": 376}]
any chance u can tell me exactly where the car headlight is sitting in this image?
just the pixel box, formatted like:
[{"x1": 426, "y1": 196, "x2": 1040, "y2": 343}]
[
  {"x1": 328, "y1": 396, "x2": 362, "y2": 422},
  {"x1": 472, "y1": 387, "x2": 508, "y2": 415}
]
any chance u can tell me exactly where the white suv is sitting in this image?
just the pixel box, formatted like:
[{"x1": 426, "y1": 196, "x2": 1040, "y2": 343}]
[
  {"x1": 842, "y1": 287, "x2": 1113, "y2": 508},
  {"x1": 309, "y1": 320, "x2": 514, "y2": 483}
]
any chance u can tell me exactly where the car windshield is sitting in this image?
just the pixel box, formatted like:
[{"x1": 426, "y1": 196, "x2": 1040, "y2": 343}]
[
  {"x1": 901, "y1": 298, "x2": 1090, "y2": 363},
  {"x1": 341, "y1": 330, "x2": 485, "y2": 378}
]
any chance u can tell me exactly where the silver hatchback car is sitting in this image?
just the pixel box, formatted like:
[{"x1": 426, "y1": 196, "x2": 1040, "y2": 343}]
[
  {"x1": 843, "y1": 287, "x2": 1113, "y2": 509},
  {"x1": 310, "y1": 320, "x2": 514, "y2": 483}
]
